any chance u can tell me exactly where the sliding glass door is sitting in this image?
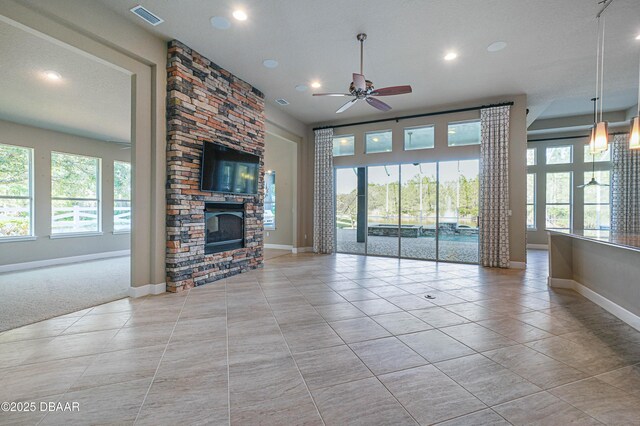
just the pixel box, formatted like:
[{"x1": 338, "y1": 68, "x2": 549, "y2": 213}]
[
  {"x1": 400, "y1": 163, "x2": 437, "y2": 260},
  {"x1": 335, "y1": 167, "x2": 365, "y2": 254},
  {"x1": 437, "y1": 160, "x2": 479, "y2": 263},
  {"x1": 366, "y1": 165, "x2": 400, "y2": 257},
  {"x1": 335, "y1": 160, "x2": 479, "y2": 264}
]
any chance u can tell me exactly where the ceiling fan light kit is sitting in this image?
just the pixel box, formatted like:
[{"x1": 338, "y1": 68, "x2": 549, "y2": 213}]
[{"x1": 313, "y1": 33, "x2": 412, "y2": 113}]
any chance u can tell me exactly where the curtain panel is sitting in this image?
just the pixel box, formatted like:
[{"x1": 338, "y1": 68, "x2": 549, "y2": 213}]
[
  {"x1": 479, "y1": 105, "x2": 511, "y2": 268},
  {"x1": 611, "y1": 133, "x2": 640, "y2": 234},
  {"x1": 313, "y1": 128, "x2": 335, "y2": 254}
]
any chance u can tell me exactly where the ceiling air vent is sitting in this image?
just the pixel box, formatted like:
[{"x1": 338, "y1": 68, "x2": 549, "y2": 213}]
[
  {"x1": 275, "y1": 98, "x2": 290, "y2": 106},
  {"x1": 130, "y1": 5, "x2": 164, "y2": 26}
]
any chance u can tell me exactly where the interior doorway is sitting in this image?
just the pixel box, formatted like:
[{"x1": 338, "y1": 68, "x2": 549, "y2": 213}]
[{"x1": 0, "y1": 18, "x2": 132, "y2": 331}]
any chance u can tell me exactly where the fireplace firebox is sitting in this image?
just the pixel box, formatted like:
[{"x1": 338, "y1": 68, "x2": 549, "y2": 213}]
[{"x1": 204, "y1": 202, "x2": 244, "y2": 255}]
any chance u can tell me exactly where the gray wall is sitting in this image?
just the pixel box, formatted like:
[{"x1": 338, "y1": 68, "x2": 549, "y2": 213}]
[
  {"x1": 264, "y1": 133, "x2": 297, "y2": 247},
  {"x1": 0, "y1": 119, "x2": 130, "y2": 266},
  {"x1": 309, "y1": 94, "x2": 528, "y2": 264}
]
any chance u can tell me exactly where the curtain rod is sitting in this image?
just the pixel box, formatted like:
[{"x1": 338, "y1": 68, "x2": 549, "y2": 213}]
[
  {"x1": 527, "y1": 131, "x2": 627, "y2": 143},
  {"x1": 312, "y1": 101, "x2": 514, "y2": 131}
]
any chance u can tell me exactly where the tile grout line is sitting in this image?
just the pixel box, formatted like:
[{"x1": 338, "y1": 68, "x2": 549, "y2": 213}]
[
  {"x1": 132, "y1": 290, "x2": 190, "y2": 424},
  {"x1": 255, "y1": 276, "x2": 327, "y2": 426},
  {"x1": 225, "y1": 280, "x2": 230, "y2": 426}
]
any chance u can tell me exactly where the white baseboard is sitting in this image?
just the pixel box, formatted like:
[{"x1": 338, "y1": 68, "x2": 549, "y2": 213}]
[
  {"x1": 0, "y1": 250, "x2": 131, "y2": 274},
  {"x1": 264, "y1": 244, "x2": 293, "y2": 250},
  {"x1": 527, "y1": 244, "x2": 549, "y2": 250},
  {"x1": 509, "y1": 261, "x2": 526, "y2": 269},
  {"x1": 548, "y1": 277, "x2": 576, "y2": 289},
  {"x1": 129, "y1": 282, "x2": 166, "y2": 298},
  {"x1": 292, "y1": 246, "x2": 313, "y2": 254},
  {"x1": 549, "y1": 278, "x2": 640, "y2": 332}
]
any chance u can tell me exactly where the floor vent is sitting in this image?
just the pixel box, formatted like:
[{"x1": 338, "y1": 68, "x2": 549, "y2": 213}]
[
  {"x1": 275, "y1": 98, "x2": 290, "y2": 106},
  {"x1": 130, "y1": 5, "x2": 164, "y2": 26}
]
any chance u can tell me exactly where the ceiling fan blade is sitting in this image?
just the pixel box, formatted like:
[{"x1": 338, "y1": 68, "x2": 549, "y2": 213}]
[
  {"x1": 371, "y1": 85, "x2": 413, "y2": 96},
  {"x1": 353, "y1": 73, "x2": 366, "y2": 91},
  {"x1": 336, "y1": 98, "x2": 358, "y2": 114},
  {"x1": 366, "y1": 97, "x2": 392, "y2": 112},
  {"x1": 312, "y1": 93, "x2": 352, "y2": 97},
  {"x1": 576, "y1": 184, "x2": 588, "y2": 188}
]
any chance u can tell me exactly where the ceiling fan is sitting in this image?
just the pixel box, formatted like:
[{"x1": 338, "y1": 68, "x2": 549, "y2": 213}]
[
  {"x1": 313, "y1": 33, "x2": 412, "y2": 114},
  {"x1": 578, "y1": 98, "x2": 609, "y2": 189}
]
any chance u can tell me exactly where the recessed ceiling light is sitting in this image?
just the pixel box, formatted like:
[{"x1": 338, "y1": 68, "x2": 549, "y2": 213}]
[
  {"x1": 444, "y1": 52, "x2": 458, "y2": 61},
  {"x1": 310, "y1": 81, "x2": 322, "y2": 89},
  {"x1": 487, "y1": 41, "x2": 507, "y2": 52},
  {"x1": 44, "y1": 70, "x2": 61, "y2": 81},
  {"x1": 232, "y1": 10, "x2": 247, "y2": 21},
  {"x1": 636, "y1": 33, "x2": 640, "y2": 40},
  {"x1": 295, "y1": 84, "x2": 308, "y2": 92},
  {"x1": 262, "y1": 59, "x2": 279, "y2": 69},
  {"x1": 210, "y1": 16, "x2": 231, "y2": 29}
]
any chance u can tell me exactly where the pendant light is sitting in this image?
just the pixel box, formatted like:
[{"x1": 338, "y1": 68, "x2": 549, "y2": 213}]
[
  {"x1": 590, "y1": 13, "x2": 609, "y2": 154},
  {"x1": 630, "y1": 46, "x2": 640, "y2": 149}
]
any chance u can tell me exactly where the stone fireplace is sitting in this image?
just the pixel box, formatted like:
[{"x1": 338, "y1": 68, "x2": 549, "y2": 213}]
[{"x1": 165, "y1": 40, "x2": 265, "y2": 292}]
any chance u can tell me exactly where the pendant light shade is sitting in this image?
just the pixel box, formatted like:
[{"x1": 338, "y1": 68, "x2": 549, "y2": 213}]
[
  {"x1": 590, "y1": 121, "x2": 609, "y2": 153},
  {"x1": 630, "y1": 116, "x2": 640, "y2": 150}
]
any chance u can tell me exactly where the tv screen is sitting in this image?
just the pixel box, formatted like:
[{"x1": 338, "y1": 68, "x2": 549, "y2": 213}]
[{"x1": 200, "y1": 142, "x2": 259, "y2": 194}]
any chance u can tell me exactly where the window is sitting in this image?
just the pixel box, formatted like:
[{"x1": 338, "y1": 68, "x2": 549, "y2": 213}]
[
  {"x1": 51, "y1": 152, "x2": 101, "y2": 234},
  {"x1": 583, "y1": 170, "x2": 610, "y2": 231},
  {"x1": 447, "y1": 120, "x2": 481, "y2": 146},
  {"x1": 404, "y1": 125, "x2": 434, "y2": 151},
  {"x1": 365, "y1": 130, "x2": 392, "y2": 153},
  {"x1": 114, "y1": 161, "x2": 131, "y2": 232},
  {"x1": 527, "y1": 148, "x2": 536, "y2": 166},
  {"x1": 546, "y1": 146, "x2": 572, "y2": 164},
  {"x1": 583, "y1": 145, "x2": 611, "y2": 163},
  {"x1": 264, "y1": 170, "x2": 276, "y2": 229},
  {"x1": 0, "y1": 144, "x2": 33, "y2": 238},
  {"x1": 527, "y1": 173, "x2": 536, "y2": 229},
  {"x1": 545, "y1": 172, "x2": 571, "y2": 229},
  {"x1": 332, "y1": 135, "x2": 355, "y2": 157}
]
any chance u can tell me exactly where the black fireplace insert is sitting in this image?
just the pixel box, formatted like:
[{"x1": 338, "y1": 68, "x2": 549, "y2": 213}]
[{"x1": 204, "y1": 202, "x2": 244, "y2": 254}]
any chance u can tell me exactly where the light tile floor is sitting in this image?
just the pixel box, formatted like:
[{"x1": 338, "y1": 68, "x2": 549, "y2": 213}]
[{"x1": 1, "y1": 250, "x2": 640, "y2": 425}]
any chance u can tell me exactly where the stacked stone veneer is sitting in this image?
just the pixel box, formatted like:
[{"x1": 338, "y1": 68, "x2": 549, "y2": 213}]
[{"x1": 166, "y1": 40, "x2": 265, "y2": 292}]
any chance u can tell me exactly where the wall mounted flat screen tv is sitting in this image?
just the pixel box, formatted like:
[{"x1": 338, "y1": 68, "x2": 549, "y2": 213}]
[{"x1": 200, "y1": 142, "x2": 259, "y2": 195}]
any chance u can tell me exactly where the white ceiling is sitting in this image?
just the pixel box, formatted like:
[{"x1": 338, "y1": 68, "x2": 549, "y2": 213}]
[
  {"x1": 99, "y1": 0, "x2": 640, "y2": 126},
  {"x1": 0, "y1": 20, "x2": 131, "y2": 142}
]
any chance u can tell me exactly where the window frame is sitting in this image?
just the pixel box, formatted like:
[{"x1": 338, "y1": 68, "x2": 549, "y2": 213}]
[
  {"x1": 404, "y1": 125, "x2": 435, "y2": 151},
  {"x1": 364, "y1": 129, "x2": 393, "y2": 154},
  {"x1": 0, "y1": 143, "x2": 34, "y2": 240},
  {"x1": 50, "y1": 151, "x2": 102, "y2": 236},
  {"x1": 527, "y1": 172, "x2": 536, "y2": 230},
  {"x1": 583, "y1": 170, "x2": 610, "y2": 231},
  {"x1": 113, "y1": 160, "x2": 132, "y2": 234},
  {"x1": 545, "y1": 145, "x2": 573, "y2": 165},
  {"x1": 527, "y1": 148, "x2": 537, "y2": 166},
  {"x1": 545, "y1": 171, "x2": 572, "y2": 230},
  {"x1": 447, "y1": 119, "x2": 481, "y2": 147},
  {"x1": 264, "y1": 170, "x2": 276, "y2": 230},
  {"x1": 332, "y1": 135, "x2": 355, "y2": 157}
]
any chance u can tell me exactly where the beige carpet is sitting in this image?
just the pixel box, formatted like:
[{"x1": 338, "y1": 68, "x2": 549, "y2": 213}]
[{"x1": 0, "y1": 257, "x2": 130, "y2": 332}]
